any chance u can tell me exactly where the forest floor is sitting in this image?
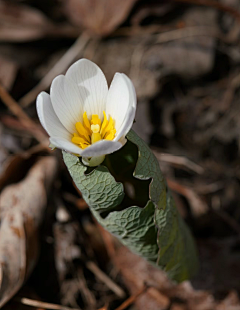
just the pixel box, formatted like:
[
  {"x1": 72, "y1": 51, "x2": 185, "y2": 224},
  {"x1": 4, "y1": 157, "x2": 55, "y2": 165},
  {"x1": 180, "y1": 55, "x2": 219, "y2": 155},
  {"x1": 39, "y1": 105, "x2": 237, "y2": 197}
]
[{"x1": 1, "y1": 1, "x2": 240, "y2": 309}]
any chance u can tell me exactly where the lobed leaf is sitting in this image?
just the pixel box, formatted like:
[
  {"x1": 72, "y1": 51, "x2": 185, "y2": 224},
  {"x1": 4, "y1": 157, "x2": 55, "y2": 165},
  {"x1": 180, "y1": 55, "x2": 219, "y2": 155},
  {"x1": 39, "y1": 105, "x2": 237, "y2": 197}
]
[
  {"x1": 63, "y1": 130, "x2": 199, "y2": 282},
  {"x1": 63, "y1": 152, "x2": 124, "y2": 212}
]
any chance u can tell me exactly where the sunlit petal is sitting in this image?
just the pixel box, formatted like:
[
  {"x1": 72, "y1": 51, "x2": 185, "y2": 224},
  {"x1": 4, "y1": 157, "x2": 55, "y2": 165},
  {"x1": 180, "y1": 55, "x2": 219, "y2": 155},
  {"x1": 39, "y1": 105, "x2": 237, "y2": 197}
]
[
  {"x1": 105, "y1": 73, "x2": 131, "y2": 132},
  {"x1": 80, "y1": 140, "x2": 122, "y2": 157},
  {"x1": 37, "y1": 91, "x2": 71, "y2": 140},
  {"x1": 50, "y1": 75, "x2": 84, "y2": 133},
  {"x1": 50, "y1": 136, "x2": 84, "y2": 155},
  {"x1": 66, "y1": 58, "x2": 108, "y2": 118},
  {"x1": 114, "y1": 74, "x2": 137, "y2": 141}
]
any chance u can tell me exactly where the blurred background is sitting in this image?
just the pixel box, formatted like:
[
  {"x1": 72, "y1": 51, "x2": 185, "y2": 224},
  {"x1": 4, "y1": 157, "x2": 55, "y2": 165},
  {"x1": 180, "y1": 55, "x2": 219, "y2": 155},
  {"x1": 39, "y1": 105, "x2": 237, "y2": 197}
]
[{"x1": 1, "y1": 0, "x2": 240, "y2": 309}]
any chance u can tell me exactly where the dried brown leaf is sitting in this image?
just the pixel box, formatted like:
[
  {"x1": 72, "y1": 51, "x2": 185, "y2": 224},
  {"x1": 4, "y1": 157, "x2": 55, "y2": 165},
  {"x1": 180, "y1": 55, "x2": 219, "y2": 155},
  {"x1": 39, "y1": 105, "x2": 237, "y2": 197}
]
[
  {"x1": 64, "y1": 0, "x2": 138, "y2": 36},
  {"x1": 114, "y1": 246, "x2": 217, "y2": 310},
  {"x1": 0, "y1": 145, "x2": 50, "y2": 191},
  {"x1": 0, "y1": 2, "x2": 52, "y2": 41},
  {"x1": 0, "y1": 2, "x2": 72, "y2": 42},
  {"x1": 0, "y1": 156, "x2": 57, "y2": 308}
]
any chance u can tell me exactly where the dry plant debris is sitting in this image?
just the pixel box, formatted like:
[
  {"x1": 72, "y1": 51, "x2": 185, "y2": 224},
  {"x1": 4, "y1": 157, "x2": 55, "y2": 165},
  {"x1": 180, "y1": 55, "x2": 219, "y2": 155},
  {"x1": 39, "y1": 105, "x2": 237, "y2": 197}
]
[
  {"x1": 1, "y1": 0, "x2": 240, "y2": 309},
  {"x1": 64, "y1": 0, "x2": 138, "y2": 36},
  {"x1": 0, "y1": 156, "x2": 57, "y2": 308}
]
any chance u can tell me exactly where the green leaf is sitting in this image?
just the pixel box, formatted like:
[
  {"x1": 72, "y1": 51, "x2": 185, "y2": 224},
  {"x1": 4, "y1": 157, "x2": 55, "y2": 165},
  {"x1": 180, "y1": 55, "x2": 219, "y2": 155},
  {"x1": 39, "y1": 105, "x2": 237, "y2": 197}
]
[
  {"x1": 155, "y1": 193, "x2": 199, "y2": 282},
  {"x1": 99, "y1": 201, "x2": 159, "y2": 262},
  {"x1": 63, "y1": 130, "x2": 199, "y2": 282},
  {"x1": 127, "y1": 130, "x2": 167, "y2": 210},
  {"x1": 127, "y1": 130, "x2": 199, "y2": 281},
  {"x1": 63, "y1": 152, "x2": 124, "y2": 212}
]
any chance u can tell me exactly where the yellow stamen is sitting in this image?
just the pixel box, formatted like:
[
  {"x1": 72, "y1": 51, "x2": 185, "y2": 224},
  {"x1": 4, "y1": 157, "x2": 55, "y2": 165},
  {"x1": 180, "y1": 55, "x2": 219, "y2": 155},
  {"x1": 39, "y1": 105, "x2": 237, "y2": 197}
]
[
  {"x1": 80, "y1": 143, "x2": 89, "y2": 149},
  {"x1": 105, "y1": 129, "x2": 116, "y2": 140},
  {"x1": 72, "y1": 111, "x2": 116, "y2": 150},
  {"x1": 100, "y1": 111, "x2": 108, "y2": 135},
  {"x1": 83, "y1": 111, "x2": 91, "y2": 135},
  {"x1": 75, "y1": 122, "x2": 90, "y2": 143},
  {"x1": 102, "y1": 116, "x2": 114, "y2": 139},
  {"x1": 72, "y1": 136, "x2": 88, "y2": 145}
]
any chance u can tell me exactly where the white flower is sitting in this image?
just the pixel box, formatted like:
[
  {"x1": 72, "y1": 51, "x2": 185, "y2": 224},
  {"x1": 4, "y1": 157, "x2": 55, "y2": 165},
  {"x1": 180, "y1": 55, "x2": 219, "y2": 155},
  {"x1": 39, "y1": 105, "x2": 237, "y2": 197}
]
[{"x1": 36, "y1": 58, "x2": 137, "y2": 166}]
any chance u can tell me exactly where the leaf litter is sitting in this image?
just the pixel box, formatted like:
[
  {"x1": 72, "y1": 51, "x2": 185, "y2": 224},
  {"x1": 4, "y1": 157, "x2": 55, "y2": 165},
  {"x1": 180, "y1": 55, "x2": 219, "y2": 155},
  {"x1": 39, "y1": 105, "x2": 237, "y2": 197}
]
[{"x1": 1, "y1": 0, "x2": 240, "y2": 309}]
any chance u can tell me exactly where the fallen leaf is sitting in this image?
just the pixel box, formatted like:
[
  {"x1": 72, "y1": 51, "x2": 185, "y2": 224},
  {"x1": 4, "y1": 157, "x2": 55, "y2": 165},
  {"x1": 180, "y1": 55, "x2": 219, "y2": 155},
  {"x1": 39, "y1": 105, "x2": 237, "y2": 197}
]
[
  {"x1": 0, "y1": 156, "x2": 57, "y2": 308},
  {"x1": 64, "y1": 0, "x2": 138, "y2": 36},
  {"x1": 0, "y1": 145, "x2": 50, "y2": 191},
  {"x1": 114, "y1": 246, "x2": 217, "y2": 310},
  {"x1": 0, "y1": 2, "x2": 53, "y2": 41},
  {"x1": 0, "y1": 2, "x2": 76, "y2": 42}
]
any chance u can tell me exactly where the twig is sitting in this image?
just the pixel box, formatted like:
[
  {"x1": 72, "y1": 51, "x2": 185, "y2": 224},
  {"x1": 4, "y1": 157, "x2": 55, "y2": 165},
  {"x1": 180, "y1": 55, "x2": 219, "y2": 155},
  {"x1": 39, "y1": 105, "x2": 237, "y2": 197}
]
[
  {"x1": 221, "y1": 71, "x2": 240, "y2": 111},
  {"x1": 18, "y1": 297, "x2": 81, "y2": 310},
  {"x1": 173, "y1": 0, "x2": 240, "y2": 23},
  {"x1": 195, "y1": 100, "x2": 240, "y2": 143},
  {"x1": 153, "y1": 150, "x2": 204, "y2": 174},
  {"x1": 113, "y1": 24, "x2": 181, "y2": 37},
  {"x1": 154, "y1": 26, "x2": 220, "y2": 44},
  {"x1": 167, "y1": 179, "x2": 208, "y2": 217},
  {"x1": 194, "y1": 181, "x2": 224, "y2": 194},
  {"x1": 129, "y1": 39, "x2": 147, "y2": 80},
  {"x1": 114, "y1": 286, "x2": 148, "y2": 310},
  {"x1": 19, "y1": 32, "x2": 91, "y2": 108},
  {"x1": 77, "y1": 268, "x2": 97, "y2": 309},
  {"x1": 129, "y1": 25, "x2": 222, "y2": 79},
  {"x1": 97, "y1": 306, "x2": 108, "y2": 310},
  {"x1": 0, "y1": 83, "x2": 47, "y2": 143},
  {"x1": 86, "y1": 261, "x2": 126, "y2": 298}
]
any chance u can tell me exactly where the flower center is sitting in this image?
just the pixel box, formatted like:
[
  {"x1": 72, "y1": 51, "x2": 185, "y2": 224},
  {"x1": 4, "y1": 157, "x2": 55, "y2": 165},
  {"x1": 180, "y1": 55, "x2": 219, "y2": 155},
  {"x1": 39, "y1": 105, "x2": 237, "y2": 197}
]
[{"x1": 71, "y1": 111, "x2": 116, "y2": 149}]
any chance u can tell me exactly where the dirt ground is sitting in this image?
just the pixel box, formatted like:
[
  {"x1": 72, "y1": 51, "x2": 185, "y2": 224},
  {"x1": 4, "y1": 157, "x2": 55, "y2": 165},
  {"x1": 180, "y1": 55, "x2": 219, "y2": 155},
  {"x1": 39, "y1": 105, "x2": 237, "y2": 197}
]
[{"x1": 1, "y1": 1, "x2": 240, "y2": 309}]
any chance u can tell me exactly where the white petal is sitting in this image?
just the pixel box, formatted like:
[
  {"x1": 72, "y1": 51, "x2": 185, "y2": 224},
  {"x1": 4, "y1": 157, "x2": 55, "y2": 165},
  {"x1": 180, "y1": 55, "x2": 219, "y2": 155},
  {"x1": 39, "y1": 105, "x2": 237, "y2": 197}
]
[
  {"x1": 50, "y1": 75, "x2": 85, "y2": 133},
  {"x1": 113, "y1": 74, "x2": 137, "y2": 141},
  {"x1": 50, "y1": 137, "x2": 84, "y2": 156},
  {"x1": 106, "y1": 73, "x2": 131, "y2": 132},
  {"x1": 36, "y1": 92, "x2": 71, "y2": 140},
  {"x1": 66, "y1": 58, "x2": 108, "y2": 118},
  {"x1": 80, "y1": 140, "x2": 122, "y2": 157}
]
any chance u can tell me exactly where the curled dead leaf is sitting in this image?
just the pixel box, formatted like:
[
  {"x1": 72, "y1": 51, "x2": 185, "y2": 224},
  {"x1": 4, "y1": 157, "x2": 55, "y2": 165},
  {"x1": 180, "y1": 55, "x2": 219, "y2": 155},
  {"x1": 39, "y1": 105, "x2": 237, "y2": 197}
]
[
  {"x1": 0, "y1": 156, "x2": 57, "y2": 308},
  {"x1": 64, "y1": 0, "x2": 138, "y2": 36},
  {"x1": 114, "y1": 246, "x2": 216, "y2": 310},
  {"x1": 0, "y1": 2, "x2": 79, "y2": 42},
  {"x1": 0, "y1": 2, "x2": 53, "y2": 42}
]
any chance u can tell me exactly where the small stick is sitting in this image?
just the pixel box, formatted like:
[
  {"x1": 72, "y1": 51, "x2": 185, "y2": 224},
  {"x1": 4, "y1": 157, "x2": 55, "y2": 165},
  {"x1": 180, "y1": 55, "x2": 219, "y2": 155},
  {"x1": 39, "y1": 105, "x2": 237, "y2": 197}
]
[
  {"x1": 167, "y1": 179, "x2": 208, "y2": 217},
  {"x1": 19, "y1": 32, "x2": 90, "y2": 108},
  {"x1": 0, "y1": 83, "x2": 47, "y2": 143},
  {"x1": 86, "y1": 261, "x2": 126, "y2": 298},
  {"x1": 153, "y1": 151, "x2": 204, "y2": 174},
  {"x1": 97, "y1": 305, "x2": 108, "y2": 310},
  {"x1": 18, "y1": 297, "x2": 81, "y2": 310},
  {"x1": 154, "y1": 26, "x2": 219, "y2": 44},
  {"x1": 77, "y1": 268, "x2": 97, "y2": 309},
  {"x1": 173, "y1": 0, "x2": 240, "y2": 23},
  {"x1": 114, "y1": 286, "x2": 148, "y2": 310}
]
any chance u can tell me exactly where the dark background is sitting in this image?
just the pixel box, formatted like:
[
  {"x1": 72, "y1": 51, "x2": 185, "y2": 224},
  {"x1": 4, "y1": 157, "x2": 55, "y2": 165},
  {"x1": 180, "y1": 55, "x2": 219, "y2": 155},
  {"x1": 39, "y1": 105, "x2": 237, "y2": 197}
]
[{"x1": 1, "y1": 1, "x2": 240, "y2": 309}]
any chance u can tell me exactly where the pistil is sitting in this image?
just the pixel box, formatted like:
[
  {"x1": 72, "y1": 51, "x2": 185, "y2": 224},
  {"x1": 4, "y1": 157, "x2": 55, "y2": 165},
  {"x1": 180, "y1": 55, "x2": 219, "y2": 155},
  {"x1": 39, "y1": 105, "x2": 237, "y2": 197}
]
[{"x1": 91, "y1": 124, "x2": 101, "y2": 144}]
